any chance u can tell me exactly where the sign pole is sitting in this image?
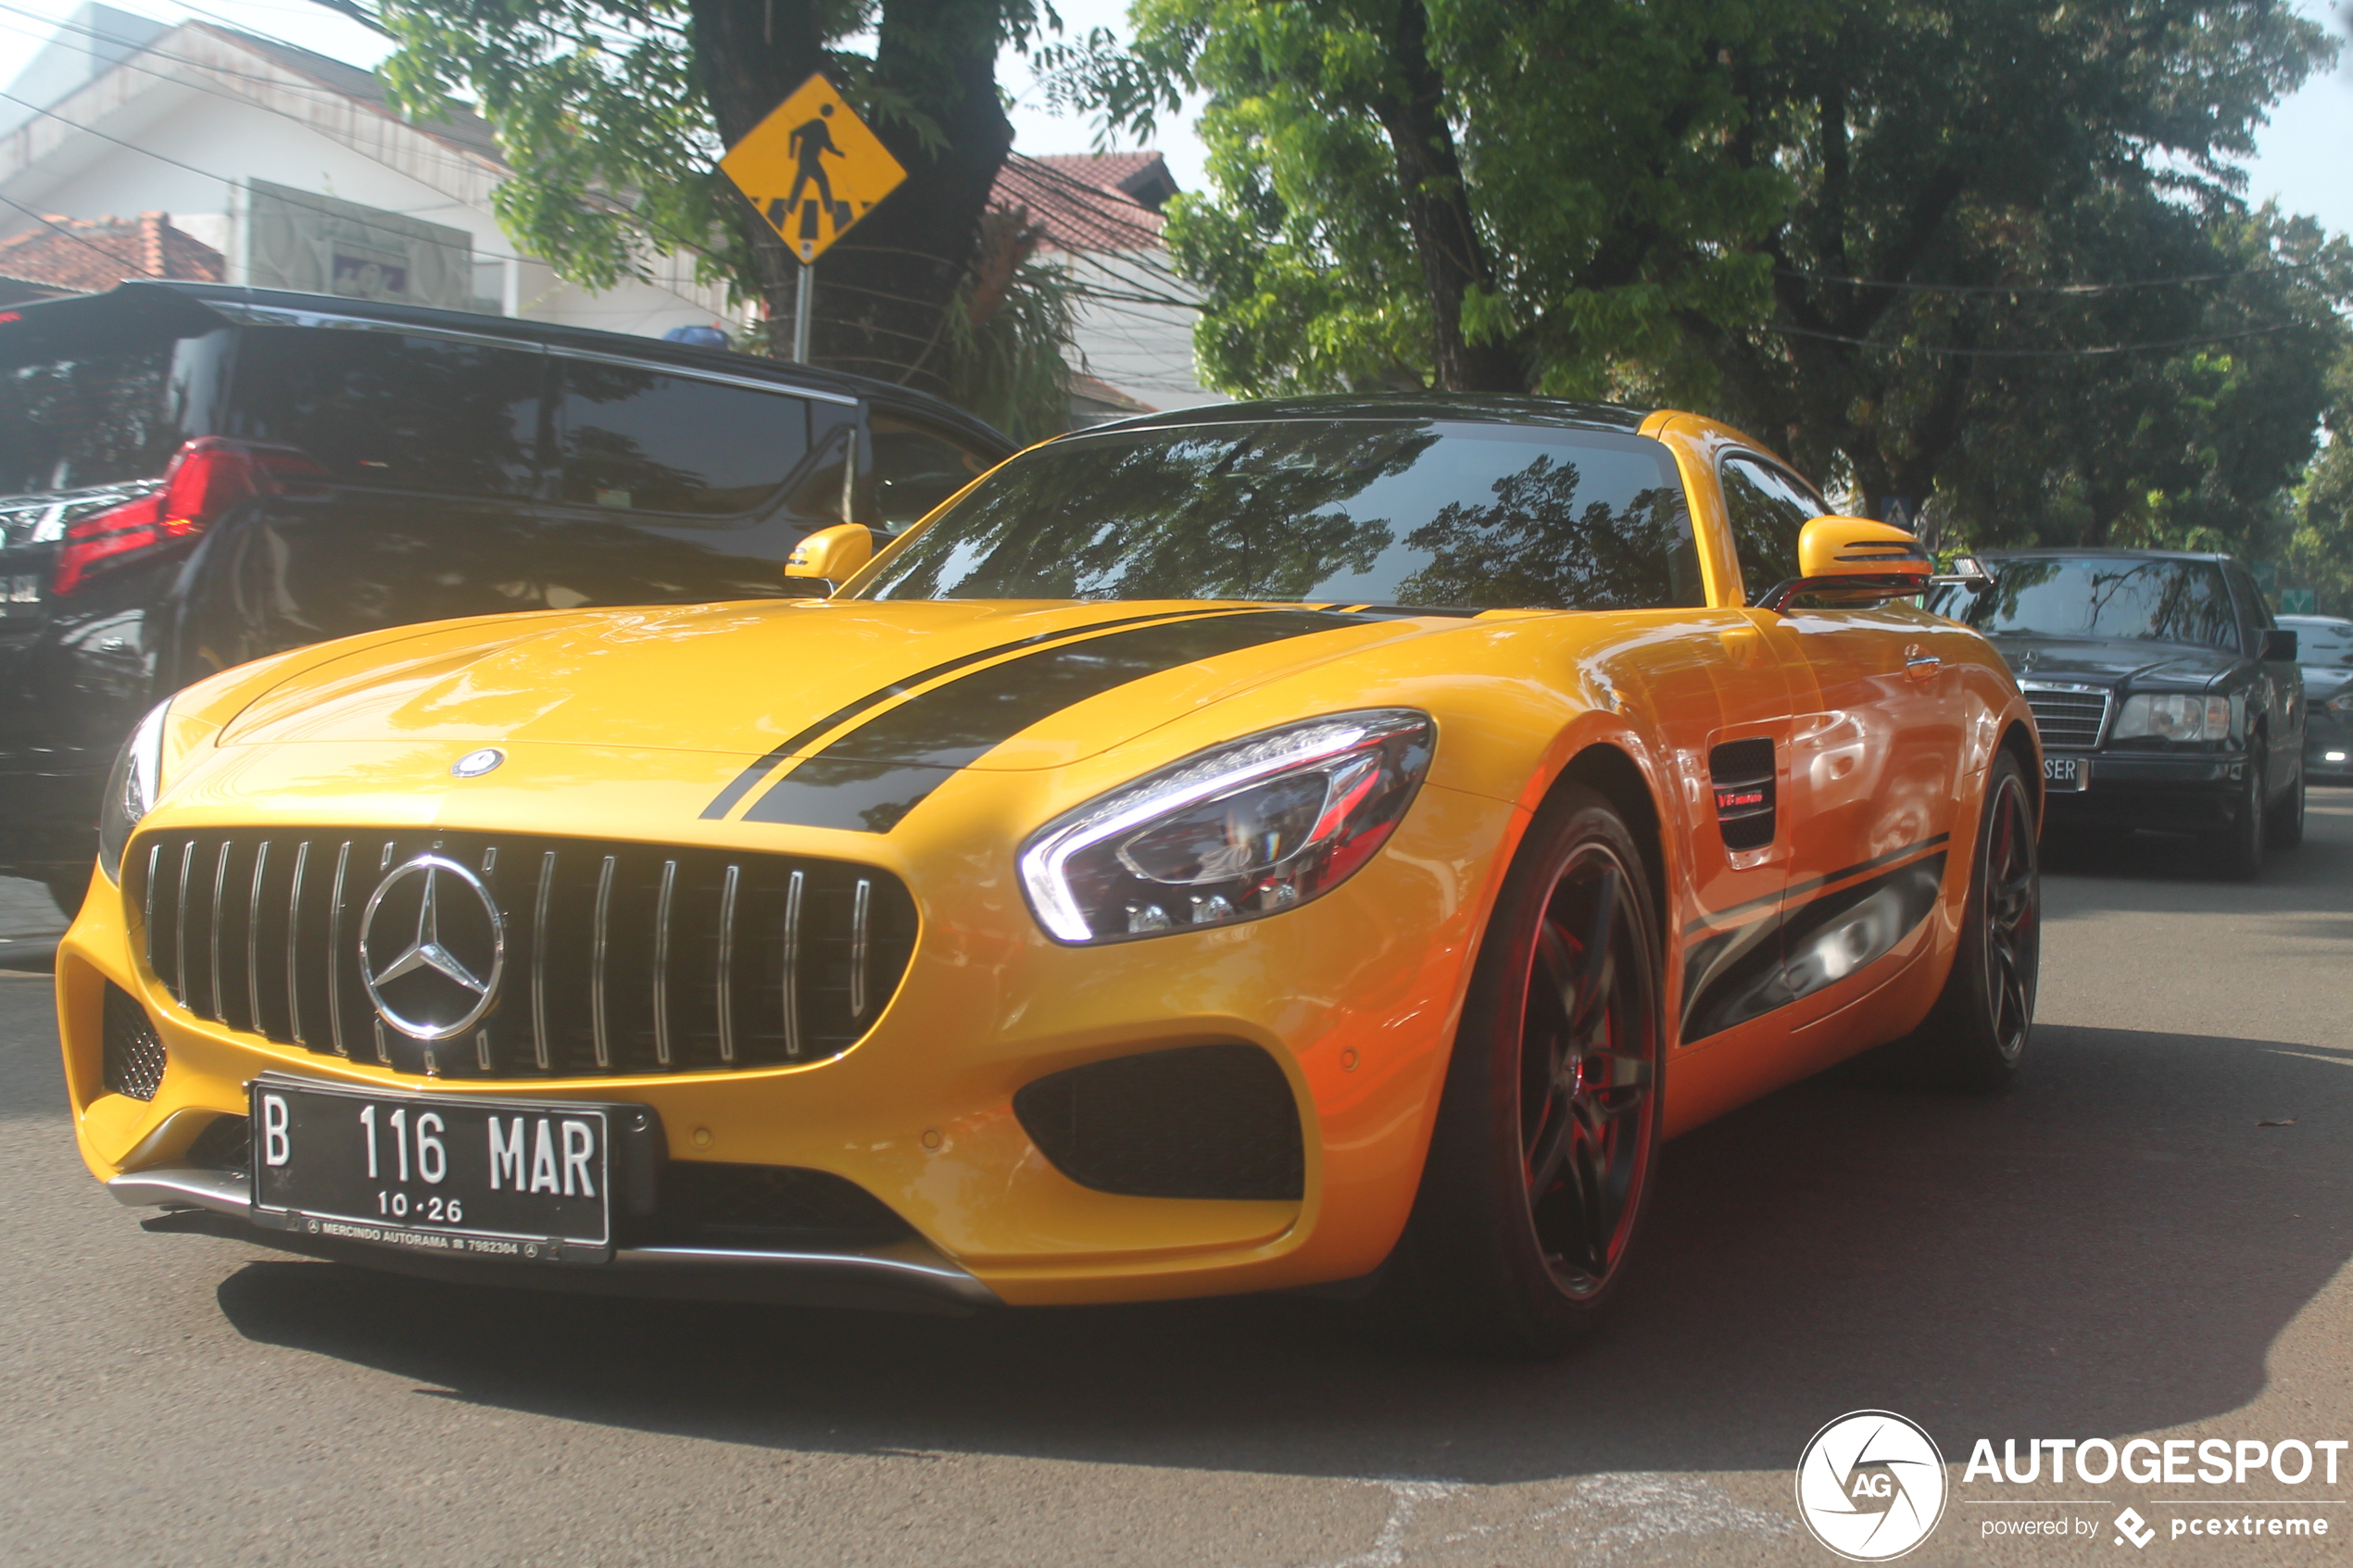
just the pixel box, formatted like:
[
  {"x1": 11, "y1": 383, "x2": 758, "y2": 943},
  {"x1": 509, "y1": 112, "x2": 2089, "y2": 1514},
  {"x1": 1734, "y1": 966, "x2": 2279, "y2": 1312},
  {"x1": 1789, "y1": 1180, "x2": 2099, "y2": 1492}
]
[{"x1": 792, "y1": 260, "x2": 812, "y2": 364}]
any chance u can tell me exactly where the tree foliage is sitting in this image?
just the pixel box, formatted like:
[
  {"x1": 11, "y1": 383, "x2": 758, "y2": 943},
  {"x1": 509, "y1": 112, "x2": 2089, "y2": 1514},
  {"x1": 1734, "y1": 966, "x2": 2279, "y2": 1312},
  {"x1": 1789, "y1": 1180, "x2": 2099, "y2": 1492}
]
[
  {"x1": 2284, "y1": 349, "x2": 2353, "y2": 613},
  {"x1": 1073, "y1": 0, "x2": 2349, "y2": 557},
  {"x1": 364, "y1": 0, "x2": 1056, "y2": 413}
]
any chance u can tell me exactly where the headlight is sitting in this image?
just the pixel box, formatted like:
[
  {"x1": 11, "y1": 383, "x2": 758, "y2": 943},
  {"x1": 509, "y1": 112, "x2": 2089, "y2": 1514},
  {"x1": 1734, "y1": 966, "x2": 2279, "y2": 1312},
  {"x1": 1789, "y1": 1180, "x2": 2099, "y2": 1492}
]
[
  {"x1": 2112, "y1": 692, "x2": 2233, "y2": 743},
  {"x1": 1019, "y1": 709, "x2": 1435, "y2": 944},
  {"x1": 97, "y1": 698, "x2": 172, "y2": 882},
  {"x1": 2327, "y1": 692, "x2": 2353, "y2": 716}
]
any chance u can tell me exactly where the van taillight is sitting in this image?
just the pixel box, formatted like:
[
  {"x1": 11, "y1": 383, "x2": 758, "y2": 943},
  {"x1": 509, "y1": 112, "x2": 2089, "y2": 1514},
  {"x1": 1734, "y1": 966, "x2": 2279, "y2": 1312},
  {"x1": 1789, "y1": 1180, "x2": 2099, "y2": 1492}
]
[{"x1": 53, "y1": 438, "x2": 323, "y2": 596}]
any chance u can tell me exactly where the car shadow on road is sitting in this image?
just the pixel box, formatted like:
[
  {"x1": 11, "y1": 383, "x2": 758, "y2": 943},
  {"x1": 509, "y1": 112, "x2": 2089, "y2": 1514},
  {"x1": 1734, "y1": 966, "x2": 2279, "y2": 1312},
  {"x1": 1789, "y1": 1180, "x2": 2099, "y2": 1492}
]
[
  {"x1": 2040, "y1": 797, "x2": 2353, "y2": 921},
  {"x1": 213, "y1": 1018, "x2": 2353, "y2": 1486}
]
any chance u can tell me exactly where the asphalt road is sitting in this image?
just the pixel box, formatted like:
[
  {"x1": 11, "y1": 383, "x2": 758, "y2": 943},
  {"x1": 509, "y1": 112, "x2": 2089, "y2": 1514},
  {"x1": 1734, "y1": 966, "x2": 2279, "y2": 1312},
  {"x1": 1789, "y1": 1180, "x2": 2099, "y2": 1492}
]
[{"x1": 5, "y1": 798, "x2": 2353, "y2": 1568}]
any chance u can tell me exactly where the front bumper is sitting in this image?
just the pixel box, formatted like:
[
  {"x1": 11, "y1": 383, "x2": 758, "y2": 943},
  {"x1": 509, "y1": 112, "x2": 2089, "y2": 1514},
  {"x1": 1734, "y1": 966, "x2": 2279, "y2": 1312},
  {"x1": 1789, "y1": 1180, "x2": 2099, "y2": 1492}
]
[
  {"x1": 2305, "y1": 711, "x2": 2353, "y2": 782},
  {"x1": 108, "y1": 1165, "x2": 999, "y2": 1313},
  {"x1": 2042, "y1": 749, "x2": 2249, "y2": 833},
  {"x1": 58, "y1": 771, "x2": 1516, "y2": 1308}
]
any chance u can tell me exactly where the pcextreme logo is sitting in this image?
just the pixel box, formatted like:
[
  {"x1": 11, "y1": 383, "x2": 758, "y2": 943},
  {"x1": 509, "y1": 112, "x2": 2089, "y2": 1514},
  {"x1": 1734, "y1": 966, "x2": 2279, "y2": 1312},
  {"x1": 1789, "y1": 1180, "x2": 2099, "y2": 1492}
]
[{"x1": 1796, "y1": 1410, "x2": 1949, "y2": 1561}]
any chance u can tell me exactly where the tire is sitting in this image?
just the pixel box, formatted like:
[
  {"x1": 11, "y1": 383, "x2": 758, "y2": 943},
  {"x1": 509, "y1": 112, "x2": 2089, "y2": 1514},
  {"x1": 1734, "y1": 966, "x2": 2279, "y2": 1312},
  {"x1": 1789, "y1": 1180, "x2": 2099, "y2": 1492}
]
[
  {"x1": 1381, "y1": 783, "x2": 1665, "y2": 1360},
  {"x1": 2211, "y1": 740, "x2": 2267, "y2": 880},
  {"x1": 2266, "y1": 758, "x2": 2305, "y2": 850},
  {"x1": 1886, "y1": 750, "x2": 2042, "y2": 1090}
]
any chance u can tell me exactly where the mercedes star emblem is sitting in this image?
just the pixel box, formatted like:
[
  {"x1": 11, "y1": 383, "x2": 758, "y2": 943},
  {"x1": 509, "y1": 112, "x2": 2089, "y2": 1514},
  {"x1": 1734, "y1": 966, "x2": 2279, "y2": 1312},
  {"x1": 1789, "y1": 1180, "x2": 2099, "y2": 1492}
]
[{"x1": 359, "y1": 854, "x2": 506, "y2": 1041}]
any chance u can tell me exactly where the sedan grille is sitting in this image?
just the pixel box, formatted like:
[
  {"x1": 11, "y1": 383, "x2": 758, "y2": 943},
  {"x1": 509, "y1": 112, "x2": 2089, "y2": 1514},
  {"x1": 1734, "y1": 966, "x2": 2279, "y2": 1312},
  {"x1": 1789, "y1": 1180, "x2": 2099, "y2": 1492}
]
[
  {"x1": 132, "y1": 831, "x2": 916, "y2": 1079},
  {"x1": 2020, "y1": 683, "x2": 2111, "y2": 750}
]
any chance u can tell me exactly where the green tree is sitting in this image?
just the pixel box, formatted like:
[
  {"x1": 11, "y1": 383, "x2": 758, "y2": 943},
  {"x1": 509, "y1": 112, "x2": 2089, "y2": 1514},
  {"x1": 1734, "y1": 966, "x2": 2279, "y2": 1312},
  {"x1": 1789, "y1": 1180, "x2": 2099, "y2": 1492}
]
[
  {"x1": 1695, "y1": 0, "x2": 2344, "y2": 545},
  {"x1": 1076, "y1": 0, "x2": 2344, "y2": 545},
  {"x1": 352, "y1": 0, "x2": 1052, "y2": 406},
  {"x1": 2284, "y1": 349, "x2": 2353, "y2": 614},
  {"x1": 1058, "y1": 0, "x2": 1796, "y2": 395}
]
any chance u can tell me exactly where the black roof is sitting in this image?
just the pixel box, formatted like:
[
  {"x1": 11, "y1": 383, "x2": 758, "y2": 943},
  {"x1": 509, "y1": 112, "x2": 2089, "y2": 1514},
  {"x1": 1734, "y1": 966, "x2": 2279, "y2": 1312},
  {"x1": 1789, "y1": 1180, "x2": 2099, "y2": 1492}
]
[
  {"x1": 0, "y1": 280, "x2": 1013, "y2": 456},
  {"x1": 1088, "y1": 393, "x2": 1652, "y2": 435}
]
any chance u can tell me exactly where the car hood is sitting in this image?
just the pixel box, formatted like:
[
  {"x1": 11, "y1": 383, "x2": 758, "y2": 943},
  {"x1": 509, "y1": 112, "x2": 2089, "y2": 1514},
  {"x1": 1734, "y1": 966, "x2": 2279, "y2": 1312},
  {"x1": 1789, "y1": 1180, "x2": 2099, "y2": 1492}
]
[
  {"x1": 1982, "y1": 635, "x2": 2242, "y2": 687},
  {"x1": 218, "y1": 598, "x2": 1454, "y2": 771}
]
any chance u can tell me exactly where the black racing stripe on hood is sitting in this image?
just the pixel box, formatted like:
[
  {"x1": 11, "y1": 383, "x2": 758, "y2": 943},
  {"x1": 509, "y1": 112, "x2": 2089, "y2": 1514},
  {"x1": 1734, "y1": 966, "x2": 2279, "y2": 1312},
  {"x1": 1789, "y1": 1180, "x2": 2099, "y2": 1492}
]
[
  {"x1": 742, "y1": 608, "x2": 1367, "y2": 833},
  {"x1": 698, "y1": 608, "x2": 1225, "y2": 820}
]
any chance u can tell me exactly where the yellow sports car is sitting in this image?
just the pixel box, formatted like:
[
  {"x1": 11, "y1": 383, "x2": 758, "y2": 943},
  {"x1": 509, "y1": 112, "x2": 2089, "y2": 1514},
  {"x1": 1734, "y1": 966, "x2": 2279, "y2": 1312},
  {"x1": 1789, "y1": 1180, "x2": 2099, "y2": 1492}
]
[{"x1": 57, "y1": 397, "x2": 2041, "y2": 1357}]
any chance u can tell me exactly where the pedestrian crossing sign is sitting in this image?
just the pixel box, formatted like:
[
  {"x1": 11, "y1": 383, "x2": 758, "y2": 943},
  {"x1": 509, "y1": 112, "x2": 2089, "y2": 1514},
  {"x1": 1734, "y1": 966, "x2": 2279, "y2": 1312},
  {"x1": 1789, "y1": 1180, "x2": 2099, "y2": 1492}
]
[{"x1": 721, "y1": 74, "x2": 908, "y2": 264}]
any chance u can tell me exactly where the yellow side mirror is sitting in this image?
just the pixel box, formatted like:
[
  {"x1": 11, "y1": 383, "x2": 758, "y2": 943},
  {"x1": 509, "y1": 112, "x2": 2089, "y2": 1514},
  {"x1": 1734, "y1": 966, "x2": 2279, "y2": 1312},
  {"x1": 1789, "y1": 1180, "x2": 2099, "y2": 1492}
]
[
  {"x1": 785, "y1": 522, "x2": 874, "y2": 583},
  {"x1": 1756, "y1": 516, "x2": 1931, "y2": 611}
]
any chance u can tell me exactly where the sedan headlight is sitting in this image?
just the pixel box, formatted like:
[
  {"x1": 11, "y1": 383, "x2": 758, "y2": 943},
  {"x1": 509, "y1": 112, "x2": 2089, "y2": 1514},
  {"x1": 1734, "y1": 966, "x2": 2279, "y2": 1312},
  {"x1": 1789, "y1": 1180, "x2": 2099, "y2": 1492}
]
[
  {"x1": 1020, "y1": 709, "x2": 1435, "y2": 944},
  {"x1": 97, "y1": 698, "x2": 172, "y2": 882},
  {"x1": 2326, "y1": 692, "x2": 2353, "y2": 716},
  {"x1": 2112, "y1": 692, "x2": 2234, "y2": 743}
]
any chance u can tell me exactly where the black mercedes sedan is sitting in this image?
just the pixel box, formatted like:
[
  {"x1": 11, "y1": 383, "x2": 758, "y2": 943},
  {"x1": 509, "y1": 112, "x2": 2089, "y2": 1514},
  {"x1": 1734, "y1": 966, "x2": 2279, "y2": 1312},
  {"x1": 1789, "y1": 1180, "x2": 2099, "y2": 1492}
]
[
  {"x1": 2278, "y1": 614, "x2": 2353, "y2": 784},
  {"x1": 1933, "y1": 549, "x2": 2304, "y2": 877}
]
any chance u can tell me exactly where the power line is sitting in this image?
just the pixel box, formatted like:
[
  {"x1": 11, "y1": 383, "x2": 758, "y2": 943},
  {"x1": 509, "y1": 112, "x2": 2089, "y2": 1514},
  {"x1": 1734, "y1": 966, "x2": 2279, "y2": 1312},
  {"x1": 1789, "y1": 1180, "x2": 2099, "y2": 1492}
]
[
  {"x1": 1772, "y1": 260, "x2": 2327, "y2": 296},
  {"x1": 1770, "y1": 320, "x2": 2305, "y2": 358}
]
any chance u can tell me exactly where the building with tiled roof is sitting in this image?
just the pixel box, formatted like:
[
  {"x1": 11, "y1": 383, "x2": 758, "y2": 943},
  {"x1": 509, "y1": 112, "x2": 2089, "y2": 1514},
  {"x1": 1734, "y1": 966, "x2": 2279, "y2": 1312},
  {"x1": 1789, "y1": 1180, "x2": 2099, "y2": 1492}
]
[
  {"x1": 0, "y1": 3, "x2": 729, "y2": 336},
  {"x1": 985, "y1": 151, "x2": 1224, "y2": 419},
  {"x1": 0, "y1": 210, "x2": 222, "y2": 306}
]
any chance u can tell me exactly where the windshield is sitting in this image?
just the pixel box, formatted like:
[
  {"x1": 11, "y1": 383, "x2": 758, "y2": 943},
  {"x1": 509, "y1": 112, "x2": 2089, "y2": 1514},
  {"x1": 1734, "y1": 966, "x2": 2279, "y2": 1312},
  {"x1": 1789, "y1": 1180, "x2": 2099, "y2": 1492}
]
[
  {"x1": 1946, "y1": 556, "x2": 2240, "y2": 650},
  {"x1": 857, "y1": 420, "x2": 1703, "y2": 611}
]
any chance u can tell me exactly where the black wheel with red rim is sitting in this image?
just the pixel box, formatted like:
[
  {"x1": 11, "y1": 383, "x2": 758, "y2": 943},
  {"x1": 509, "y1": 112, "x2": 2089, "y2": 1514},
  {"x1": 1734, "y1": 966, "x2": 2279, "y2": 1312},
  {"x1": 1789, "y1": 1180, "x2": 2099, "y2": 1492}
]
[
  {"x1": 1385, "y1": 783, "x2": 1664, "y2": 1358},
  {"x1": 1886, "y1": 748, "x2": 2041, "y2": 1089}
]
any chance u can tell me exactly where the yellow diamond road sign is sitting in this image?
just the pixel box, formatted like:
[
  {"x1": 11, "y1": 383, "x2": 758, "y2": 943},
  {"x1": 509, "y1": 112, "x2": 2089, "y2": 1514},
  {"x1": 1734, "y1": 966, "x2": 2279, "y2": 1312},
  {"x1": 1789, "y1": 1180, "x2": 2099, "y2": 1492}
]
[{"x1": 722, "y1": 74, "x2": 908, "y2": 264}]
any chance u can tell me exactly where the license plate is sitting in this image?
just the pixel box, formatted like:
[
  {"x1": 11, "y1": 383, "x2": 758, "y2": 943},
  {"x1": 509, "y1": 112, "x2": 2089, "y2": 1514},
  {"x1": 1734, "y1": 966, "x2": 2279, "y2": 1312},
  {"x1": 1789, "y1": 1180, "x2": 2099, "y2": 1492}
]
[
  {"x1": 248, "y1": 1076, "x2": 612, "y2": 1263},
  {"x1": 2045, "y1": 755, "x2": 2091, "y2": 792}
]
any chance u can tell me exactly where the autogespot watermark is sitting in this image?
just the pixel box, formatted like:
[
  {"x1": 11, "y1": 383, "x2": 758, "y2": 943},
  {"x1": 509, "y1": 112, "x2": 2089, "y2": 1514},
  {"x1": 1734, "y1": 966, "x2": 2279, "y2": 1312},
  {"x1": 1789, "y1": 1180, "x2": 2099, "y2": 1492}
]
[
  {"x1": 1796, "y1": 1411, "x2": 1949, "y2": 1561},
  {"x1": 1964, "y1": 1436, "x2": 2343, "y2": 1549},
  {"x1": 1798, "y1": 1413, "x2": 2346, "y2": 1556}
]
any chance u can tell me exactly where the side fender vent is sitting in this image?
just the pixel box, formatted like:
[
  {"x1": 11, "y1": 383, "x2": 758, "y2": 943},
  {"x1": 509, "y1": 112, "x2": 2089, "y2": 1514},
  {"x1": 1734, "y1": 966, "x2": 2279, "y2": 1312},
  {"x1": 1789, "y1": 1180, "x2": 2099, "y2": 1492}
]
[
  {"x1": 1014, "y1": 1044, "x2": 1304, "y2": 1201},
  {"x1": 1709, "y1": 738, "x2": 1778, "y2": 853}
]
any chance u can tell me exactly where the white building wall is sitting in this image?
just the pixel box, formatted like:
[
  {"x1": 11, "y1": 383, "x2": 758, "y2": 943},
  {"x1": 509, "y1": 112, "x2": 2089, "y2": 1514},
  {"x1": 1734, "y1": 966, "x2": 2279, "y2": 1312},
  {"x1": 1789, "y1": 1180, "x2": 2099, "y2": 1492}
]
[
  {"x1": 1062, "y1": 248, "x2": 1225, "y2": 411},
  {"x1": 0, "y1": 26, "x2": 731, "y2": 339}
]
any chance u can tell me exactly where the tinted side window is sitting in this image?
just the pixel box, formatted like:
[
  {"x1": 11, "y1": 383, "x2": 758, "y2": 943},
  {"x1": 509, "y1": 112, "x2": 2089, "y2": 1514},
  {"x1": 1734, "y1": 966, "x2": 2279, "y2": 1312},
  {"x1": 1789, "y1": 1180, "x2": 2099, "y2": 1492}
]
[
  {"x1": 0, "y1": 342, "x2": 177, "y2": 495},
  {"x1": 871, "y1": 414, "x2": 995, "y2": 528},
  {"x1": 558, "y1": 362, "x2": 810, "y2": 517},
  {"x1": 228, "y1": 328, "x2": 544, "y2": 495},
  {"x1": 1720, "y1": 455, "x2": 1824, "y2": 593}
]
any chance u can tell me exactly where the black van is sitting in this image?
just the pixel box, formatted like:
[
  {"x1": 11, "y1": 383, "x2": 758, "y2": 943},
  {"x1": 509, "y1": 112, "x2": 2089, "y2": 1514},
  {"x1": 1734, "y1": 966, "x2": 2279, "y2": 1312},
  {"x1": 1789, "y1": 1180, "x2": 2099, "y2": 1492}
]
[{"x1": 0, "y1": 281, "x2": 1016, "y2": 912}]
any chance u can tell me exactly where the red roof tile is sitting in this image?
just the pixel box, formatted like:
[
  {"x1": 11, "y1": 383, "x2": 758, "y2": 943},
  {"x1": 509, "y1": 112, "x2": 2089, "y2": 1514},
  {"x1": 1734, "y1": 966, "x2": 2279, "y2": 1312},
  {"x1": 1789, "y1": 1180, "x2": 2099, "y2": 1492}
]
[
  {"x1": 0, "y1": 212, "x2": 223, "y2": 295},
  {"x1": 988, "y1": 152, "x2": 1175, "y2": 255}
]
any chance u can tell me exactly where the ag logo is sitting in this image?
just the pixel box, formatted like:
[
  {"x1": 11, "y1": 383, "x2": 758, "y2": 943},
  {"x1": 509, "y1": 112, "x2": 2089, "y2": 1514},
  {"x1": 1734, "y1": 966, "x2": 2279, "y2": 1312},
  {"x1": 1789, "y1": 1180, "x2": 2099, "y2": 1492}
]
[
  {"x1": 1795, "y1": 1410, "x2": 1948, "y2": 1561},
  {"x1": 359, "y1": 854, "x2": 505, "y2": 1041}
]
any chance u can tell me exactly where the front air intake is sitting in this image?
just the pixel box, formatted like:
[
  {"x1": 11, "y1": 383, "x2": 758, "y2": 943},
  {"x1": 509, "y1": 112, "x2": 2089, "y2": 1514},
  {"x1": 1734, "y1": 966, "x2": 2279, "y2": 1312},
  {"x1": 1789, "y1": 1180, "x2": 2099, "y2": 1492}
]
[
  {"x1": 101, "y1": 983, "x2": 167, "y2": 1100},
  {"x1": 1013, "y1": 1043, "x2": 1305, "y2": 1201}
]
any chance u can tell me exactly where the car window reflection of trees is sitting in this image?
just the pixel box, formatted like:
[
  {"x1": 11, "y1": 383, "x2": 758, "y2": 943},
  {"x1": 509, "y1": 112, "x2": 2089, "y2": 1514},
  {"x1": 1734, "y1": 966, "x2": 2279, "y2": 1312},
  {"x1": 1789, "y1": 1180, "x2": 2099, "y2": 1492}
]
[{"x1": 872, "y1": 426, "x2": 1697, "y2": 609}]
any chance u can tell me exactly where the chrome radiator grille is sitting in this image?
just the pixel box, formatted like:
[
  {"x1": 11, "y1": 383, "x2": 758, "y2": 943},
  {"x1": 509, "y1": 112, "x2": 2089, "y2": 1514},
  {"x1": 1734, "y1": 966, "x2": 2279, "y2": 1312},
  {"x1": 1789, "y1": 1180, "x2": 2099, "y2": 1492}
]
[
  {"x1": 132, "y1": 831, "x2": 916, "y2": 1079},
  {"x1": 2020, "y1": 683, "x2": 2111, "y2": 750}
]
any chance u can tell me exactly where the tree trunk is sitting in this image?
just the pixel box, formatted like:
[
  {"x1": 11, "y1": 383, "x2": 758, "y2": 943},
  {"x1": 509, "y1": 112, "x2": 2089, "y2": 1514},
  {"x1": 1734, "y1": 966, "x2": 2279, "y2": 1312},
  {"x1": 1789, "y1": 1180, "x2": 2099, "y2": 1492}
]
[
  {"x1": 1369, "y1": 0, "x2": 1526, "y2": 394},
  {"x1": 686, "y1": 0, "x2": 1013, "y2": 394}
]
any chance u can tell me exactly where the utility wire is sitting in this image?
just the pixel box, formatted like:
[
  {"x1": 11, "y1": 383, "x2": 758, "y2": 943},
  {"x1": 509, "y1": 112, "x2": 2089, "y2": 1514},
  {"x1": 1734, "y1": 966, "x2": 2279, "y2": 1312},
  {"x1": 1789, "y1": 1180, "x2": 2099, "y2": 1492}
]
[
  {"x1": 1771, "y1": 320, "x2": 2304, "y2": 358},
  {"x1": 1772, "y1": 260, "x2": 2327, "y2": 296}
]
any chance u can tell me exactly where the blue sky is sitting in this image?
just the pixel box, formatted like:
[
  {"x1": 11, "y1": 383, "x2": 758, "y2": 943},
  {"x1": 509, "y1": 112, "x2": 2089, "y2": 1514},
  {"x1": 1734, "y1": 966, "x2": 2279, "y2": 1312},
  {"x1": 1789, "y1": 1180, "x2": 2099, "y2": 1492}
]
[{"x1": 3, "y1": 0, "x2": 2347, "y2": 241}]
